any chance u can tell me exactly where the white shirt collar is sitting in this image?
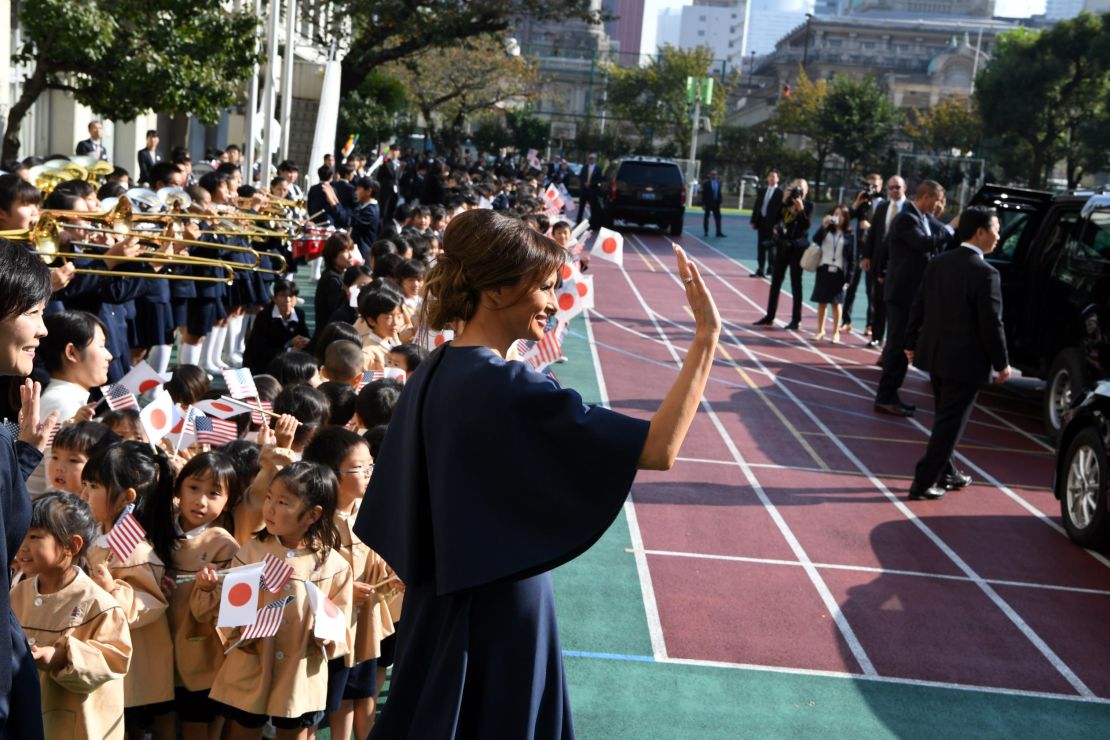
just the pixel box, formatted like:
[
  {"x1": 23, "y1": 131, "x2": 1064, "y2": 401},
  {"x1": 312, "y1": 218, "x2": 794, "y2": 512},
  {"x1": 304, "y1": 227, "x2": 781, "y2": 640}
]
[
  {"x1": 368, "y1": 333, "x2": 399, "y2": 350},
  {"x1": 174, "y1": 517, "x2": 212, "y2": 539},
  {"x1": 44, "y1": 378, "x2": 92, "y2": 402},
  {"x1": 961, "y1": 242, "x2": 984, "y2": 258},
  {"x1": 272, "y1": 305, "x2": 298, "y2": 323}
]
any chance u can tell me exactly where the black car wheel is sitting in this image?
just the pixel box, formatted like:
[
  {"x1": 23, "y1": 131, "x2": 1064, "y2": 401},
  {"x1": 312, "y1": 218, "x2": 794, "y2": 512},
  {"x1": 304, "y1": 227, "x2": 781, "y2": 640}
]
[
  {"x1": 1044, "y1": 349, "x2": 1087, "y2": 441},
  {"x1": 1060, "y1": 427, "x2": 1108, "y2": 547},
  {"x1": 669, "y1": 217, "x2": 683, "y2": 236}
]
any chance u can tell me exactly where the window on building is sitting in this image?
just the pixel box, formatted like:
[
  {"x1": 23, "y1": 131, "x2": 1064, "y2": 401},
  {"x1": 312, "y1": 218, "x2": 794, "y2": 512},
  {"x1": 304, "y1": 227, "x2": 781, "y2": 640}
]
[{"x1": 698, "y1": 30, "x2": 705, "y2": 37}]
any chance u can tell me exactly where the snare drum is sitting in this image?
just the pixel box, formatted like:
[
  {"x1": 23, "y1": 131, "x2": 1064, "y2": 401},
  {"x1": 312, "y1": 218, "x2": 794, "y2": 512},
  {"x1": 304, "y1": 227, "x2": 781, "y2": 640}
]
[{"x1": 292, "y1": 225, "x2": 331, "y2": 259}]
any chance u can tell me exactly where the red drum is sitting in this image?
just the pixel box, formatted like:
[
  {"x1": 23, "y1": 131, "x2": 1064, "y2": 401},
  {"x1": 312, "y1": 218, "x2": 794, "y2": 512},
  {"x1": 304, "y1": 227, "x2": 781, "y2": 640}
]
[{"x1": 292, "y1": 225, "x2": 331, "y2": 259}]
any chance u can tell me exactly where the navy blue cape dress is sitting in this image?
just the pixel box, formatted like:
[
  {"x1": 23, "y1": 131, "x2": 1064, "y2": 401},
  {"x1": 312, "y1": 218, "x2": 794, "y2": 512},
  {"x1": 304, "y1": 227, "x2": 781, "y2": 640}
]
[{"x1": 354, "y1": 343, "x2": 649, "y2": 739}]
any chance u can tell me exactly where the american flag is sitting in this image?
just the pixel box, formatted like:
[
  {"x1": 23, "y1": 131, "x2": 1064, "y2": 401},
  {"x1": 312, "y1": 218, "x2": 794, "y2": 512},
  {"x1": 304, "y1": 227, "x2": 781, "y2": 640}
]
[
  {"x1": 100, "y1": 383, "x2": 139, "y2": 411},
  {"x1": 249, "y1": 399, "x2": 272, "y2": 426},
  {"x1": 105, "y1": 504, "x2": 146, "y2": 562},
  {"x1": 222, "y1": 368, "x2": 258, "y2": 400},
  {"x1": 195, "y1": 416, "x2": 239, "y2": 446},
  {"x1": 355, "y1": 370, "x2": 384, "y2": 392},
  {"x1": 241, "y1": 595, "x2": 294, "y2": 640},
  {"x1": 509, "y1": 338, "x2": 533, "y2": 358},
  {"x1": 523, "y1": 321, "x2": 568, "y2": 372},
  {"x1": 261, "y1": 553, "x2": 295, "y2": 593}
]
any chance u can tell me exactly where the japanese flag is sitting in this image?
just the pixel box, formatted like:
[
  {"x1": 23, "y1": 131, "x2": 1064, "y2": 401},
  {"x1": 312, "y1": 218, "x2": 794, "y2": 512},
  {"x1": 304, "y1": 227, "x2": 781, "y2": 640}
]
[
  {"x1": 166, "y1": 406, "x2": 197, "y2": 449},
  {"x1": 559, "y1": 259, "x2": 581, "y2": 284},
  {"x1": 571, "y1": 219, "x2": 591, "y2": 241},
  {"x1": 383, "y1": 367, "x2": 406, "y2": 383},
  {"x1": 119, "y1": 361, "x2": 170, "y2": 397},
  {"x1": 543, "y1": 184, "x2": 564, "y2": 209},
  {"x1": 555, "y1": 279, "x2": 583, "y2": 322},
  {"x1": 576, "y1": 274, "x2": 595, "y2": 310},
  {"x1": 139, "y1": 392, "x2": 176, "y2": 444},
  {"x1": 195, "y1": 398, "x2": 253, "y2": 420},
  {"x1": 419, "y1": 328, "x2": 454, "y2": 353},
  {"x1": 305, "y1": 580, "x2": 347, "y2": 644},
  {"x1": 217, "y1": 562, "x2": 265, "y2": 628},
  {"x1": 591, "y1": 227, "x2": 624, "y2": 266}
]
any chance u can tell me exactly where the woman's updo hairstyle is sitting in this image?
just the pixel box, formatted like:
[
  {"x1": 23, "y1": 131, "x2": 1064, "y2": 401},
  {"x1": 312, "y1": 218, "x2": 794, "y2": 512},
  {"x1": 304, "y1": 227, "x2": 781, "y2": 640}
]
[{"x1": 421, "y1": 209, "x2": 565, "y2": 331}]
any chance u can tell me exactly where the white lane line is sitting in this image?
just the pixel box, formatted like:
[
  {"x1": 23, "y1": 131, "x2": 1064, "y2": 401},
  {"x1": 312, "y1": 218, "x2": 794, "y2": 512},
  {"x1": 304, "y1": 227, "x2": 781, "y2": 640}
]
[
  {"x1": 583, "y1": 312, "x2": 668, "y2": 661},
  {"x1": 632, "y1": 233, "x2": 1095, "y2": 698},
  {"x1": 616, "y1": 237, "x2": 878, "y2": 676},
  {"x1": 629, "y1": 548, "x2": 1110, "y2": 597}
]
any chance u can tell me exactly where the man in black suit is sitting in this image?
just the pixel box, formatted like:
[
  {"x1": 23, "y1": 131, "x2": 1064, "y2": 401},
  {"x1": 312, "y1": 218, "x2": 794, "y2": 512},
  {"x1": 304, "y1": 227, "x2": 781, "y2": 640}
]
[
  {"x1": 75, "y1": 120, "x2": 108, "y2": 161},
  {"x1": 749, "y1": 169, "x2": 783, "y2": 278},
  {"x1": 841, "y1": 172, "x2": 883, "y2": 333},
  {"x1": 861, "y1": 176, "x2": 907, "y2": 347},
  {"x1": 754, "y1": 178, "x2": 813, "y2": 330},
  {"x1": 333, "y1": 163, "x2": 357, "y2": 210},
  {"x1": 874, "y1": 180, "x2": 954, "y2": 416},
  {"x1": 136, "y1": 129, "x2": 161, "y2": 185},
  {"x1": 701, "y1": 170, "x2": 725, "y2": 238},
  {"x1": 903, "y1": 206, "x2": 1011, "y2": 500},
  {"x1": 577, "y1": 153, "x2": 601, "y2": 226},
  {"x1": 377, "y1": 146, "x2": 401, "y2": 222},
  {"x1": 306, "y1": 165, "x2": 350, "y2": 228}
]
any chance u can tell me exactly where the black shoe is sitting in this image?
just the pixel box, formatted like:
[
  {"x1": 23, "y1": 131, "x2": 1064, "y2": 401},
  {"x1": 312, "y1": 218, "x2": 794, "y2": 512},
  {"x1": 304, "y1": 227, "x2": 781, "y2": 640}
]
[
  {"x1": 704, "y1": 232, "x2": 709, "y2": 237},
  {"x1": 942, "y1": 471, "x2": 973, "y2": 490},
  {"x1": 753, "y1": 317, "x2": 774, "y2": 326},
  {"x1": 785, "y1": 322, "x2": 800, "y2": 331},
  {"x1": 908, "y1": 485, "x2": 946, "y2": 501},
  {"x1": 717, "y1": 232, "x2": 727, "y2": 238},
  {"x1": 874, "y1": 402, "x2": 914, "y2": 417},
  {"x1": 750, "y1": 272, "x2": 764, "y2": 278}
]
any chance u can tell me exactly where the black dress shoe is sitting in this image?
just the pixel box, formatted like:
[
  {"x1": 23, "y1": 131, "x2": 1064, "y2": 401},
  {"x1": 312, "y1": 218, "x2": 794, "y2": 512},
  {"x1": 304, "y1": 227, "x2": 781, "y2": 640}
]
[
  {"x1": 750, "y1": 272, "x2": 764, "y2": 278},
  {"x1": 785, "y1": 322, "x2": 800, "y2": 330},
  {"x1": 899, "y1": 402, "x2": 916, "y2": 412},
  {"x1": 942, "y1": 471, "x2": 973, "y2": 490},
  {"x1": 908, "y1": 485, "x2": 946, "y2": 501},
  {"x1": 874, "y1": 402, "x2": 914, "y2": 417},
  {"x1": 717, "y1": 232, "x2": 727, "y2": 237},
  {"x1": 753, "y1": 317, "x2": 773, "y2": 326}
]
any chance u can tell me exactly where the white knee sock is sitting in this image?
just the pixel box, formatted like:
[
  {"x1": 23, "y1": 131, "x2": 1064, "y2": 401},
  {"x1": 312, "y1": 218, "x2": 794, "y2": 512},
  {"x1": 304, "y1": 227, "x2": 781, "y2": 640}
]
[
  {"x1": 227, "y1": 315, "x2": 246, "y2": 356},
  {"x1": 147, "y1": 344, "x2": 172, "y2": 374},
  {"x1": 179, "y1": 342, "x2": 203, "y2": 367}
]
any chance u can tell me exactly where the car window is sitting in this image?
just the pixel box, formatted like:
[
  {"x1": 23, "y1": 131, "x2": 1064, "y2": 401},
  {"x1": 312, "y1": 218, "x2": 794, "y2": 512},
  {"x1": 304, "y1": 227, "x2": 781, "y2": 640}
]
[
  {"x1": 617, "y1": 163, "x2": 683, "y2": 187},
  {"x1": 994, "y1": 210, "x2": 1030, "y2": 261},
  {"x1": 1074, "y1": 209, "x2": 1110, "y2": 260}
]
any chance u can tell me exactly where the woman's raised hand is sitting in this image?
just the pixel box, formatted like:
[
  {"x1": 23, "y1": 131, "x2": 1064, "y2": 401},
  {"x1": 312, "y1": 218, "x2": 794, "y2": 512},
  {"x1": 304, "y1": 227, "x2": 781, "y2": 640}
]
[
  {"x1": 18, "y1": 379, "x2": 60, "y2": 452},
  {"x1": 673, "y1": 244, "x2": 720, "y2": 341}
]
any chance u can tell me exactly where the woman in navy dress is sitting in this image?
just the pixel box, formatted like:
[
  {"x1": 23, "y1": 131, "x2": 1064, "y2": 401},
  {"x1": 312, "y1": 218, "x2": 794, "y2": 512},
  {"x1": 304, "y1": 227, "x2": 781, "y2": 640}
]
[
  {"x1": 0, "y1": 241, "x2": 62, "y2": 739},
  {"x1": 354, "y1": 209, "x2": 720, "y2": 738}
]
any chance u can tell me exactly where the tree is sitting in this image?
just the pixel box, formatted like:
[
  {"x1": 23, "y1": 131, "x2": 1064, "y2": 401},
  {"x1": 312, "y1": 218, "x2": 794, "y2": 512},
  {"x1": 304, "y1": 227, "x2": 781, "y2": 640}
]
[
  {"x1": 771, "y1": 68, "x2": 834, "y2": 190},
  {"x1": 337, "y1": 71, "x2": 408, "y2": 154},
  {"x1": 325, "y1": 0, "x2": 603, "y2": 101},
  {"x1": 505, "y1": 110, "x2": 549, "y2": 154},
  {"x1": 605, "y1": 44, "x2": 731, "y2": 155},
  {"x1": 823, "y1": 75, "x2": 900, "y2": 173},
  {"x1": 975, "y1": 13, "x2": 1110, "y2": 188},
  {"x1": 386, "y1": 36, "x2": 541, "y2": 152},
  {"x1": 905, "y1": 97, "x2": 982, "y2": 155},
  {"x1": 4, "y1": 0, "x2": 259, "y2": 160}
]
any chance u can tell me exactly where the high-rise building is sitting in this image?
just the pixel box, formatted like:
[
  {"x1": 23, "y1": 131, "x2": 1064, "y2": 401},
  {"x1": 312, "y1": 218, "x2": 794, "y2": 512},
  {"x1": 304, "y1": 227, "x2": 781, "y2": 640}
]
[
  {"x1": 1084, "y1": 0, "x2": 1110, "y2": 14},
  {"x1": 844, "y1": 0, "x2": 994, "y2": 15},
  {"x1": 745, "y1": 0, "x2": 814, "y2": 57},
  {"x1": 678, "y1": 0, "x2": 746, "y2": 63},
  {"x1": 603, "y1": 0, "x2": 645, "y2": 63},
  {"x1": 814, "y1": 0, "x2": 845, "y2": 14},
  {"x1": 1044, "y1": 0, "x2": 1084, "y2": 18},
  {"x1": 656, "y1": 7, "x2": 683, "y2": 50}
]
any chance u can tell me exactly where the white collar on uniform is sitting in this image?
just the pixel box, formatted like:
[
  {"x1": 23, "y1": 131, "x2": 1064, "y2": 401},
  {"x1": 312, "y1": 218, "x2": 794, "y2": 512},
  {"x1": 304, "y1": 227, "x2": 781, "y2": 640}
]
[
  {"x1": 368, "y1": 333, "x2": 399, "y2": 350},
  {"x1": 272, "y1": 305, "x2": 298, "y2": 323},
  {"x1": 174, "y1": 517, "x2": 212, "y2": 539}
]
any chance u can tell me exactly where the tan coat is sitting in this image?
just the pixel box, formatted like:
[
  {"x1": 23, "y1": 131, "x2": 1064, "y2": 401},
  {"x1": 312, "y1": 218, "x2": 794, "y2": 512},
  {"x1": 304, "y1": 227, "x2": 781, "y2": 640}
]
[
  {"x1": 335, "y1": 503, "x2": 395, "y2": 665},
  {"x1": 87, "y1": 538, "x2": 175, "y2": 707},
  {"x1": 165, "y1": 523, "x2": 239, "y2": 691},
  {"x1": 207, "y1": 536, "x2": 353, "y2": 718},
  {"x1": 12, "y1": 569, "x2": 132, "y2": 740}
]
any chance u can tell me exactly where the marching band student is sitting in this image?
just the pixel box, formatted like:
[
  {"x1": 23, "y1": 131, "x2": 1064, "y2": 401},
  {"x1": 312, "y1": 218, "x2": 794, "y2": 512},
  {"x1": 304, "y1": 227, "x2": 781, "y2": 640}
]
[
  {"x1": 303, "y1": 428, "x2": 397, "y2": 740},
  {"x1": 204, "y1": 172, "x2": 252, "y2": 370},
  {"x1": 179, "y1": 181, "x2": 228, "y2": 372},
  {"x1": 44, "y1": 422, "x2": 120, "y2": 496},
  {"x1": 202, "y1": 462, "x2": 353, "y2": 740},
  {"x1": 356, "y1": 289, "x2": 405, "y2": 372},
  {"x1": 319, "y1": 266, "x2": 373, "y2": 330},
  {"x1": 82, "y1": 442, "x2": 176, "y2": 740},
  {"x1": 12, "y1": 492, "x2": 132, "y2": 740},
  {"x1": 144, "y1": 452, "x2": 240, "y2": 740}
]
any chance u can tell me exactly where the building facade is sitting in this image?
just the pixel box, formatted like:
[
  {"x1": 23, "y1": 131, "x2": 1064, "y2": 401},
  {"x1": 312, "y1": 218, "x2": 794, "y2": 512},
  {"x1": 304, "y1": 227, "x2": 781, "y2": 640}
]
[{"x1": 678, "y1": 1, "x2": 747, "y2": 64}]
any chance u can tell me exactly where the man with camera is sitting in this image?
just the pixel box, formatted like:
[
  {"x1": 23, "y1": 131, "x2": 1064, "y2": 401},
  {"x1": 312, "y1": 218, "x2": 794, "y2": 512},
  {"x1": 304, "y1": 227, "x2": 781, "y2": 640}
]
[
  {"x1": 753, "y1": 178, "x2": 813, "y2": 330},
  {"x1": 749, "y1": 170, "x2": 783, "y2": 278},
  {"x1": 842, "y1": 173, "x2": 884, "y2": 335}
]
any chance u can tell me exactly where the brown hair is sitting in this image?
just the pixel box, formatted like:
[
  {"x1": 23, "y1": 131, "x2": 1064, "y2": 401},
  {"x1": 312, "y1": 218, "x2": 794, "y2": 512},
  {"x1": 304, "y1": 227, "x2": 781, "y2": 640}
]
[
  {"x1": 421, "y1": 209, "x2": 565, "y2": 331},
  {"x1": 323, "y1": 232, "x2": 355, "y2": 271}
]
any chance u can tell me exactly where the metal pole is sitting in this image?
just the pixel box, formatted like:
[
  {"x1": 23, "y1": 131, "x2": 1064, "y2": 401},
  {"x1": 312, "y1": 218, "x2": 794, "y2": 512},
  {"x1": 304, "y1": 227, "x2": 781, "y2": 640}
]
[
  {"x1": 801, "y1": 14, "x2": 813, "y2": 70},
  {"x1": 737, "y1": 180, "x2": 746, "y2": 210},
  {"x1": 260, "y1": 0, "x2": 281, "y2": 185},
  {"x1": 686, "y1": 85, "x2": 701, "y2": 208},
  {"x1": 242, "y1": 0, "x2": 263, "y2": 185},
  {"x1": 279, "y1": 0, "x2": 297, "y2": 163}
]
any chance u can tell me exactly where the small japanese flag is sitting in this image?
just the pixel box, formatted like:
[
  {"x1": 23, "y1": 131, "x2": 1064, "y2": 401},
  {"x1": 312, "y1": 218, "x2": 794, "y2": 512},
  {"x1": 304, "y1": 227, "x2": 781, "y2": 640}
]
[
  {"x1": 195, "y1": 398, "x2": 254, "y2": 420},
  {"x1": 571, "y1": 219, "x2": 591, "y2": 241},
  {"x1": 591, "y1": 227, "x2": 624, "y2": 266},
  {"x1": 139, "y1": 392, "x2": 176, "y2": 444},
  {"x1": 543, "y1": 184, "x2": 564, "y2": 209},
  {"x1": 261, "y1": 553, "x2": 294, "y2": 593},
  {"x1": 119, "y1": 361, "x2": 170, "y2": 397},
  {"x1": 217, "y1": 562, "x2": 265, "y2": 628},
  {"x1": 576, "y1": 274, "x2": 595, "y2": 311},
  {"x1": 305, "y1": 581, "x2": 347, "y2": 644},
  {"x1": 559, "y1": 260, "x2": 581, "y2": 284},
  {"x1": 167, "y1": 405, "x2": 197, "y2": 449},
  {"x1": 418, "y1": 328, "x2": 454, "y2": 353},
  {"x1": 555, "y1": 279, "x2": 583, "y2": 323}
]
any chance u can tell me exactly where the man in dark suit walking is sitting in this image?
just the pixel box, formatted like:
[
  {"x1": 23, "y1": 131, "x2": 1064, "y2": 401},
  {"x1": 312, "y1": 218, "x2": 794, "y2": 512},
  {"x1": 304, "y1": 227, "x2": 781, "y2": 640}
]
[
  {"x1": 749, "y1": 169, "x2": 783, "y2": 278},
  {"x1": 861, "y1": 175, "x2": 907, "y2": 347},
  {"x1": 136, "y1": 130, "x2": 161, "y2": 185},
  {"x1": 874, "y1": 180, "x2": 954, "y2": 416},
  {"x1": 577, "y1": 153, "x2": 601, "y2": 226},
  {"x1": 701, "y1": 170, "x2": 725, "y2": 238},
  {"x1": 903, "y1": 206, "x2": 1011, "y2": 500}
]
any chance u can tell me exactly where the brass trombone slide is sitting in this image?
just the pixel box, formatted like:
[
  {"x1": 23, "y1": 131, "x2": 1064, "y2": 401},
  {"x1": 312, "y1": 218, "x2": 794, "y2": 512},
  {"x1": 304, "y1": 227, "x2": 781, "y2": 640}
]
[{"x1": 47, "y1": 246, "x2": 236, "y2": 284}]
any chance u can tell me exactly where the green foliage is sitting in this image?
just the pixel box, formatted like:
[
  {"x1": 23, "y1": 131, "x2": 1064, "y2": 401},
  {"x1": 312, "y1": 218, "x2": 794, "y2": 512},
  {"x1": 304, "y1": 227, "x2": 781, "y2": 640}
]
[
  {"x1": 605, "y1": 45, "x2": 732, "y2": 155},
  {"x1": 338, "y1": 71, "x2": 408, "y2": 152},
  {"x1": 505, "y1": 110, "x2": 549, "y2": 153},
  {"x1": 823, "y1": 75, "x2": 900, "y2": 168},
  {"x1": 905, "y1": 98, "x2": 982, "y2": 155},
  {"x1": 975, "y1": 12, "x2": 1110, "y2": 187},
  {"x1": 471, "y1": 116, "x2": 513, "y2": 155},
  {"x1": 6, "y1": 0, "x2": 259, "y2": 159}
]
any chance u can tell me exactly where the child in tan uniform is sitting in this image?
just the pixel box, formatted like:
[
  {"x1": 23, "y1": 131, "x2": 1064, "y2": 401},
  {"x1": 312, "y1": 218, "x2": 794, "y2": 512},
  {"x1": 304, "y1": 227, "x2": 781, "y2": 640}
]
[
  {"x1": 81, "y1": 441, "x2": 176, "y2": 739},
  {"x1": 144, "y1": 451, "x2": 241, "y2": 740},
  {"x1": 303, "y1": 427, "x2": 400, "y2": 740},
  {"x1": 357, "y1": 289, "x2": 405, "y2": 371},
  {"x1": 12, "y1": 491, "x2": 132, "y2": 740},
  {"x1": 203, "y1": 461, "x2": 353, "y2": 740}
]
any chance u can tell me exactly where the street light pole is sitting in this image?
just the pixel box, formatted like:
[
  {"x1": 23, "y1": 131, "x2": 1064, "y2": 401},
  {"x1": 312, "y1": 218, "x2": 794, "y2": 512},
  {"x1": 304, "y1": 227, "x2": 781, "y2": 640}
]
[{"x1": 801, "y1": 13, "x2": 814, "y2": 71}]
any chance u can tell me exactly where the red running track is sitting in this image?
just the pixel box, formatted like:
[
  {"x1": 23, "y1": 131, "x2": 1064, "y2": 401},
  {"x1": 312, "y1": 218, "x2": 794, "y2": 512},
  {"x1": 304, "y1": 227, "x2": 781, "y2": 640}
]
[{"x1": 585, "y1": 227, "x2": 1110, "y2": 701}]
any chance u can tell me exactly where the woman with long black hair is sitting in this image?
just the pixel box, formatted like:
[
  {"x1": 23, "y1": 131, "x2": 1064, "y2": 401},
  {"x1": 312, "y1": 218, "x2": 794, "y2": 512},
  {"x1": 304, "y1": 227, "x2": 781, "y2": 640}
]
[{"x1": 0, "y1": 240, "x2": 62, "y2": 739}]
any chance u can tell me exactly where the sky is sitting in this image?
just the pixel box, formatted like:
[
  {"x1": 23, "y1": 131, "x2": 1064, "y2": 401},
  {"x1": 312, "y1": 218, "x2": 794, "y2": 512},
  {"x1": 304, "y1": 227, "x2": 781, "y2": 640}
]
[{"x1": 641, "y1": 1, "x2": 1050, "y2": 54}]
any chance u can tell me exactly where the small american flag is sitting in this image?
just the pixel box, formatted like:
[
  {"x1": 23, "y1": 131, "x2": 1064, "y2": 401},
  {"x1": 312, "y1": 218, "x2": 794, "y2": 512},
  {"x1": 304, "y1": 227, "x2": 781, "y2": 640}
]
[
  {"x1": 195, "y1": 416, "x2": 239, "y2": 446},
  {"x1": 100, "y1": 383, "x2": 139, "y2": 411},
  {"x1": 523, "y1": 321, "x2": 568, "y2": 372},
  {"x1": 355, "y1": 370, "x2": 384, "y2": 392},
  {"x1": 249, "y1": 399, "x2": 272, "y2": 426},
  {"x1": 261, "y1": 553, "x2": 294, "y2": 593},
  {"x1": 222, "y1": 368, "x2": 258, "y2": 400},
  {"x1": 509, "y1": 338, "x2": 533, "y2": 358},
  {"x1": 241, "y1": 595, "x2": 294, "y2": 640},
  {"x1": 105, "y1": 504, "x2": 146, "y2": 562}
]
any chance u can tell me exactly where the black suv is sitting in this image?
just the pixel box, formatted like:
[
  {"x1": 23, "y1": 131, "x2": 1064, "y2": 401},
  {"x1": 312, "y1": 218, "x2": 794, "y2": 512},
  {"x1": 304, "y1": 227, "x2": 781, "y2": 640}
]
[
  {"x1": 599, "y1": 157, "x2": 686, "y2": 235},
  {"x1": 970, "y1": 185, "x2": 1110, "y2": 438}
]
